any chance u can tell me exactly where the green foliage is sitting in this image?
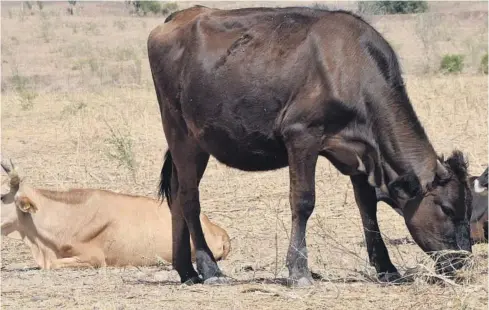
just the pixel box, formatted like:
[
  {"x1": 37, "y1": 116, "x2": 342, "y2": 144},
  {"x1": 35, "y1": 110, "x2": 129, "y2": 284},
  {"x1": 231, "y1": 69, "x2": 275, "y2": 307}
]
[
  {"x1": 133, "y1": 1, "x2": 160, "y2": 15},
  {"x1": 36, "y1": 1, "x2": 44, "y2": 10},
  {"x1": 67, "y1": 0, "x2": 76, "y2": 15},
  {"x1": 130, "y1": 1, "x2": 178, "y2": 16},
  {"x1": 358, "y1": 1, "x2": 428, "y2": 15},
  {"x1": 480, "y1": 53, "x2": 488, "y2": 74},
  {"x1": 440, "y1": 54, "x2": 464, "y2": 74}
]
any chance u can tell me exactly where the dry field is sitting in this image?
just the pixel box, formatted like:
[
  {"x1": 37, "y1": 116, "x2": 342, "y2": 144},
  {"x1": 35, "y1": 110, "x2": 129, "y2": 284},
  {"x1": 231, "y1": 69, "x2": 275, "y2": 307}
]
[{"x1": 1, "y1": 1, "x2": 488, "y2": 309}]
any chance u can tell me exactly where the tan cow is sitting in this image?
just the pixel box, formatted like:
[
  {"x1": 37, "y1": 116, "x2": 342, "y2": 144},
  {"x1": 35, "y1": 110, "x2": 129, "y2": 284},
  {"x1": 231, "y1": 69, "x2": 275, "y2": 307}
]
[{"x1": 0, "y1": 160, "x2": 231, "y2": 269}]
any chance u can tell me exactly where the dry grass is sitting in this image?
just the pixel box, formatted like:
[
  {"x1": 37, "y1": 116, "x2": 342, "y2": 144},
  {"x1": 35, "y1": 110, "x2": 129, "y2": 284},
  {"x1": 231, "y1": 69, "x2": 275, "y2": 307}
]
[{"x1": 1, "y1": 2, "x2": 488, "y2": 310}]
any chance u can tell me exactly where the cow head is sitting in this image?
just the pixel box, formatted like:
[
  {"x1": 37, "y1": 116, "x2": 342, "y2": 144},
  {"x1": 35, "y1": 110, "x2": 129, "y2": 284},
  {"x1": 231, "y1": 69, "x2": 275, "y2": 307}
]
[
  {"x1": 388, "y1": 150, "x2": 472, "y2": 275},
  {"x1": 1, "y1": 160, "x2": 37, "y2": 239}
]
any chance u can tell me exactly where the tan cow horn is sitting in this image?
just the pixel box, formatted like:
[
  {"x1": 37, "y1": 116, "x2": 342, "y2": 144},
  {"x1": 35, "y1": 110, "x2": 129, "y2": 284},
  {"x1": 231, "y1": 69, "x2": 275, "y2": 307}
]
[
  {"x1": 1, "y1": 161, "x2": 11, "y2": 174},
  {"x1": 1, "y1": 159, "x2": 20, "y2": 190}
]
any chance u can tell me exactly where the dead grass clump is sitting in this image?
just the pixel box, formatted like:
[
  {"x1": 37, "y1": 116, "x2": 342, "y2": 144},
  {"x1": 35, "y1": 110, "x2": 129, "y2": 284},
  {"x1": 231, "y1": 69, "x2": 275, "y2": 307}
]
[
  {"x1": 113, "y1": 19, "x2": 127, "y2": 31},
  {"x1": 480, "y1": 53, "x2": 488, "y2": 74},
  {"x1": 9, "y1": 67, "x2": 38, "y2": 110},
  {"x1": 115, "y1": 47, "x2": 137, "y2": 62},
  {"x1": 84, "y1": 22, "x2": 101, "y2": 36},
  {"x1": 39, "y1": 16, "x2": 52, "y2": 43},
  {"x1": 61, "y1": 101, "x2": 87, "y2": 116},
  {"x1": 104, "y1": 119, "x2": 138, "y2": 181},
  {"x1": 128, "y1": 58, "x2": 143, "y2": 85}
]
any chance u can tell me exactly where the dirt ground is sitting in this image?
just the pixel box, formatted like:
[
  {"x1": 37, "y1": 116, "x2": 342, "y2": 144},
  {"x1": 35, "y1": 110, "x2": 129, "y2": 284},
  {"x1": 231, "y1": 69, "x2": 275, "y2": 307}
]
[{"x1": 1, "y1": 1, "x2": 488, "y2": 309}]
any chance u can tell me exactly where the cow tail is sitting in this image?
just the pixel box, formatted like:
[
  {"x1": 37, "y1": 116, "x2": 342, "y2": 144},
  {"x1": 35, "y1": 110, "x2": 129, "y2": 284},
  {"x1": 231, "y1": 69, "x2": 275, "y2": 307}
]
[{"x1": 158, "y1": 150, "x2": 173, "y2": 206}]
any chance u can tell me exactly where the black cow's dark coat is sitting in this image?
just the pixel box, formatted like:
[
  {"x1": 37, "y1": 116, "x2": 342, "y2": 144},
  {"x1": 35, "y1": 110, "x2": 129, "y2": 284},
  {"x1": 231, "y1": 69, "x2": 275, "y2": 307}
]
[{"x1": 148, "y1": 6, "x2": 472, "y2": 286}]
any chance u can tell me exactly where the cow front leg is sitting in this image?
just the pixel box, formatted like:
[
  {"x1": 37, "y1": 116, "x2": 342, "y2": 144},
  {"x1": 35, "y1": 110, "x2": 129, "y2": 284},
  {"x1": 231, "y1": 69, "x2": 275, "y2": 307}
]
[
  {"x1": 284, "y1": 127, "x2": 320, "y2": 287},
  {"x1": 50, "y1": 256, "x2": 106, "y2": 269},
  {"x1": 51, "y1": 245, "x2": 106, "y2": 270},
  {"x1": 350, "y1": 174, "x2": 403, "y2": 283}
]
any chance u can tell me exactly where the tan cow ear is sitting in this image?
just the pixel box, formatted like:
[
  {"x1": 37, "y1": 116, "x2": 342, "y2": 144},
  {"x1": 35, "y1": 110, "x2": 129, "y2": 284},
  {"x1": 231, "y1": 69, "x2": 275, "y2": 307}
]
[{"x1": 16, "y1": 196, "x2": 38, "y2": 214}]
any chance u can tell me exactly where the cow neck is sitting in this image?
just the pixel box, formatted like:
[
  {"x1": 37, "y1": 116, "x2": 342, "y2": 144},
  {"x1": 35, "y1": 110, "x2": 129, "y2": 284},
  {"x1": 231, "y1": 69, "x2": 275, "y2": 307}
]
[
  {"x1": 18, "y1": 187, "x2": 62, "y2": 269},
  {"x1": 369, "y1": 91, "x2": 438, "y2": 191}
]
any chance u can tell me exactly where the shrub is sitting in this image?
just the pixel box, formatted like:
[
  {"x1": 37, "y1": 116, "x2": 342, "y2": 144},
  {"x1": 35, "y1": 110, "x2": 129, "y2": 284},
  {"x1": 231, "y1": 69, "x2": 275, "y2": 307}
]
[
  {"x1": 358, "y1": 1, "x2": 428, "y2": 15},
  {"x1": 130, "y1": 1, "x2": 178, "y2": 16},
  {"x1": 67, "y1": 0, "x2": 76, "y2": 15},
  {"x1": 132, "y1": 1, "x2": 160, "y2": 16},
  {"x1": 480, "y1": 53, "x2": 488, "y2": 74},
  {"x1": 11, "y1": 73, "x2": 37, "y2": 110},
  {"x1": 439, "y1": 54, "x2": 464, "y2": 74}
]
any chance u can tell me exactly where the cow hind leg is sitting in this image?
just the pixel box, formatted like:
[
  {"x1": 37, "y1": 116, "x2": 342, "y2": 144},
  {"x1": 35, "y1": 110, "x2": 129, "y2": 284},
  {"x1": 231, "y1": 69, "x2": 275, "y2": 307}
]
[
  {"x1": 167, "y1": 163, "x2": 201, "y2": 284},
  {"x1": 51, "y1": 247, "x2": 106, "y2": 270},
  {"x1": 51, "y1": 257, "x2": 95, "y2": 269},
  {"x1": 167, "y1": 143, "x2": 229, "y2": 285}
]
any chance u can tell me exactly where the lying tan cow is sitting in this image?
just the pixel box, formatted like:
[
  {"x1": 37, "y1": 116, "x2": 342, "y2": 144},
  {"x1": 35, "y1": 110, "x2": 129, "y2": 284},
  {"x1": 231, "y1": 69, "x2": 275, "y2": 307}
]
[{"x1": 1, "y1": 160, "x2": 231, "y2": 269}]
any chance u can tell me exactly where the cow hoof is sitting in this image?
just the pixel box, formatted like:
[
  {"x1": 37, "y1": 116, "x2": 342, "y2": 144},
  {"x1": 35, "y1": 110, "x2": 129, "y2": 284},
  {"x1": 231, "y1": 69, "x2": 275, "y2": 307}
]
[
  {"x1": 378, "y1": 272, "x2": 405, "y2": 284},
  {"x1": 287, "y1": 276, "x2": 314, "y2": 288},
  {"x1": 182, "y1": 276, "x2": 203, "y2": 286},
  {"x1": 203, "y1": 276, "x2": 232, "y2": 285}
]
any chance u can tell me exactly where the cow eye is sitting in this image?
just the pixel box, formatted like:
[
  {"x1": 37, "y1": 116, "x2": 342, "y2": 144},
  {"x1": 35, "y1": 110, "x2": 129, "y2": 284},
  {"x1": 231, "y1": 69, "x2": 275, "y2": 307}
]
[{"x1": 439, "y1": 204, "x2": 455, "y2": 217}]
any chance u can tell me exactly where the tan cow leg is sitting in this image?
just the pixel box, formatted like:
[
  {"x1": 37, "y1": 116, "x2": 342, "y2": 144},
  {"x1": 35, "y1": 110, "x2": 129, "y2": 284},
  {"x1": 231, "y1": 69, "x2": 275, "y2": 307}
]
[
  {"x1": 51, "y1": 257, "x2": 97, "y2": 269},
  {"x1": 51, "y1": 244, "x2": 106, "y2": 269}
]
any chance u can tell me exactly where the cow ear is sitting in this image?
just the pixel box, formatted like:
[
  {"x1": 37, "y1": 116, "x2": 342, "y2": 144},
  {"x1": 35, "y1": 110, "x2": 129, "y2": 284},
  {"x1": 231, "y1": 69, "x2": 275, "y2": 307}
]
[
  {"x1": 16, "y1": 196, "x2": 38, "y2": 214},
  {"x1": 388, "y1": 172, "x2": 422, "y2": 201}
]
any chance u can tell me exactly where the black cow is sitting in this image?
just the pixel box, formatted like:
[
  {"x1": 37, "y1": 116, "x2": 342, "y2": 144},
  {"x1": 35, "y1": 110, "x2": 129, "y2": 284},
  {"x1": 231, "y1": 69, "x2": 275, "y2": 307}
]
[{"x1": 147, "y1": 6, "x2": 472, "y2": 286}]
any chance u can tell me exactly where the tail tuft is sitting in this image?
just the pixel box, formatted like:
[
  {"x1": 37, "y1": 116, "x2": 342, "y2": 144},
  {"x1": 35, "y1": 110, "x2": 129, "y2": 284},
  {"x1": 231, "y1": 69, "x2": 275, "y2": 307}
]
[{"x1": 158, "y1": 150, "x2": 173, "y2": 205}]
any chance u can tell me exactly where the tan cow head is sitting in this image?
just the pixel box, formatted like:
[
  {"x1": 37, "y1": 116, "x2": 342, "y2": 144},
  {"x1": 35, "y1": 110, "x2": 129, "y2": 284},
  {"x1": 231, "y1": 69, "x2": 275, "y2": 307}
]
[{"x1": 1, "y1": 160, "x2": 37, "y2": 240}]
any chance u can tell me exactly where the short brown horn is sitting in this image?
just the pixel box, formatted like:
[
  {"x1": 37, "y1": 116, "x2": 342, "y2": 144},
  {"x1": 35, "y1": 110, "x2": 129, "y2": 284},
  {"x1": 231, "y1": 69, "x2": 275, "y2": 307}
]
[{"x1": 1, "y1": 161, "x2": 11, "y2": 173}]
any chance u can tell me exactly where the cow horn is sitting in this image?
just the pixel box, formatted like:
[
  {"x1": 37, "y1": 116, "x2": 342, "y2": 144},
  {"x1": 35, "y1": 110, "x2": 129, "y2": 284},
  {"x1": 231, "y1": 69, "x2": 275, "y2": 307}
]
[
  {"x1": 356, "y1": 154, "x2": 366, "y2": 173},
  {"x1": 1, "y1": 161, "x2": 11, "y2": 173},
  {"x1": 1, "y1": 159, "x2": 20, "y2": 190},
  {"x1": 435, "y1": 160, "x2": 449, "y2": 180}
]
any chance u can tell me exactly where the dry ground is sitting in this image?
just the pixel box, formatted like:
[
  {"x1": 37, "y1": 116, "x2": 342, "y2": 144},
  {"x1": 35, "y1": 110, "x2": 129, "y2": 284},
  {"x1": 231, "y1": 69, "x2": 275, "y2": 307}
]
[{"x1": 1, "y1": 1, "x2": 488, "y2": 309}]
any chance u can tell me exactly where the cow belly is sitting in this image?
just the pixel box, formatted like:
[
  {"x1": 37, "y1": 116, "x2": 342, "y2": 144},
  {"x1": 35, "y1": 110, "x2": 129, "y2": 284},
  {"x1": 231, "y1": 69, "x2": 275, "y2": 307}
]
[
  {"x1": 197, "y1": 123, "x2": 289, "y2": 171},
  {"x1": 104, "y1": 241, "x2": 171, "y2": 267}
]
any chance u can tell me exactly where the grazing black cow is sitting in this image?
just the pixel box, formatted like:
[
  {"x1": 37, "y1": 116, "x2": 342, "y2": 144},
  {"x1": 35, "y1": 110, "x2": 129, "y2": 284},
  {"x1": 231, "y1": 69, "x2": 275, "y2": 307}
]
[{"x1": 147, "y1": 6, "x2": 473, "y2": 286}]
